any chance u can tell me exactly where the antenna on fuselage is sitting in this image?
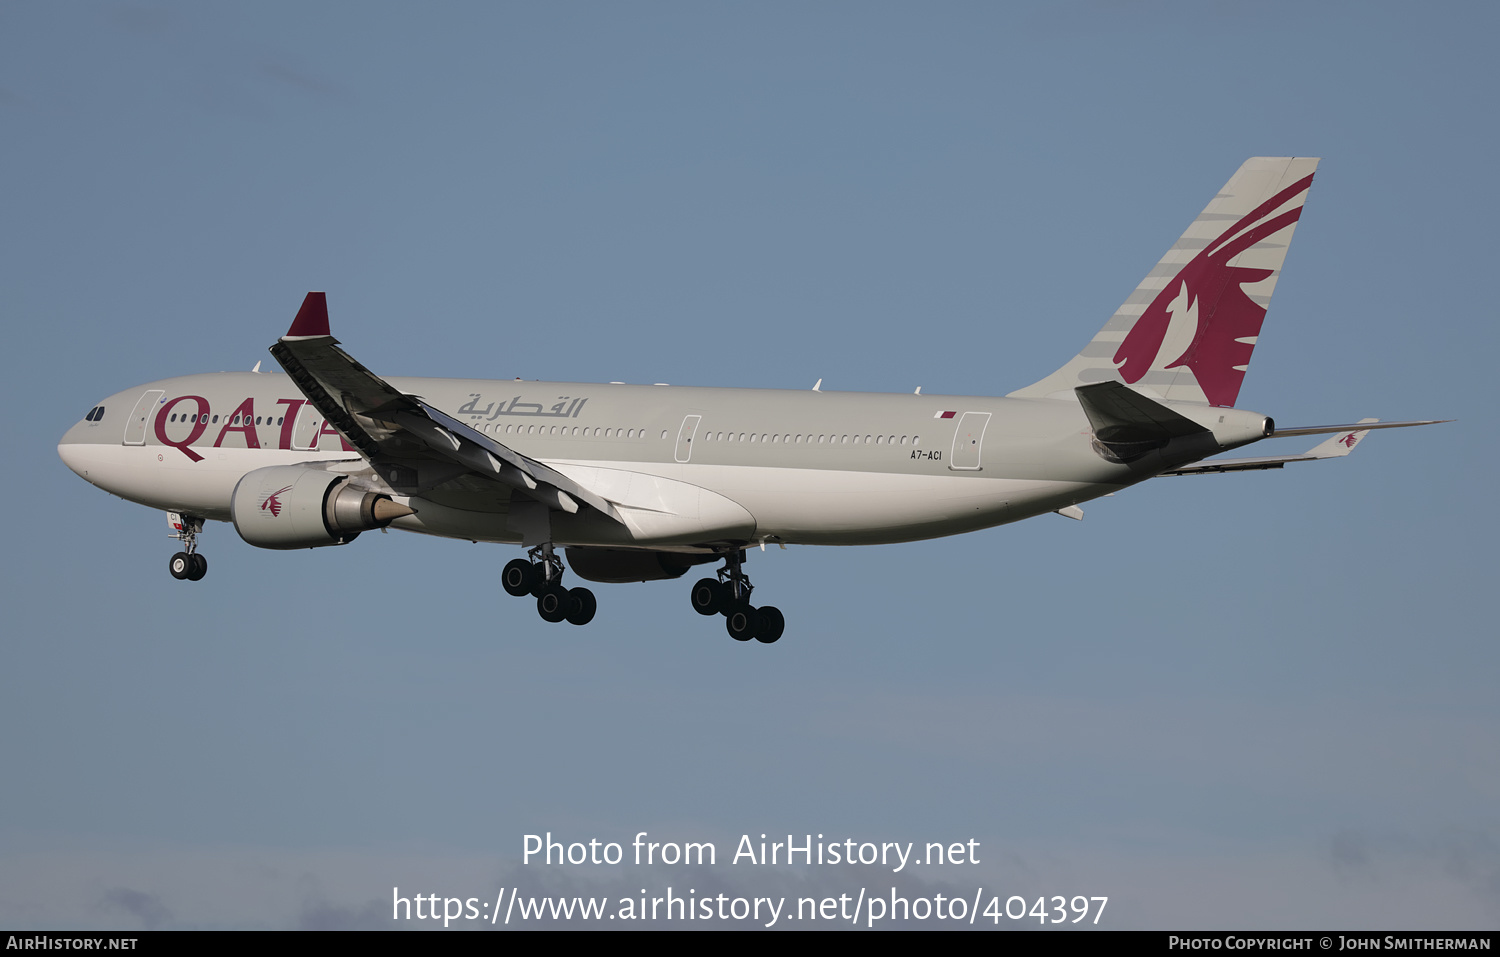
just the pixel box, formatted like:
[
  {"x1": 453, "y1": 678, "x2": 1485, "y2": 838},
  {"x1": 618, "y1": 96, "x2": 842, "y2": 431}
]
[
  {"x1": 251, "y1": 361, "x2": 262, "y2": 373},
  {"x1": 811, "y1": 378, "x2": 822, "y2": 392},
  {"x1": 914, "y1": 386, "x2": 921, "y2": 394}
]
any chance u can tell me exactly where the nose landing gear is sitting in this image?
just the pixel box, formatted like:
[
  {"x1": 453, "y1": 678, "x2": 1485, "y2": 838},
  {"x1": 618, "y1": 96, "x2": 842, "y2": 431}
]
[
  {"x1": 688, "y1": 549, "x2": 784, "y2": 644},
  {"x1": 167, "y1": 512, "x2": 207, "y2": 582},
  {"x1": 502, "y1": 543, "x2": 596, "y2": 626}
]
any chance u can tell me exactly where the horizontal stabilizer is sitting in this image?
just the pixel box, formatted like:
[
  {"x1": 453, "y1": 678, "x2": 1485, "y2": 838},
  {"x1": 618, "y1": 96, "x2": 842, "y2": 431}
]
[
  {"x1": 1160, "y1": 417, "x2": 1444, "y2": 476},
  {"x1": 1270, "y1": 419, "x2": 1451, "y2": 437}
]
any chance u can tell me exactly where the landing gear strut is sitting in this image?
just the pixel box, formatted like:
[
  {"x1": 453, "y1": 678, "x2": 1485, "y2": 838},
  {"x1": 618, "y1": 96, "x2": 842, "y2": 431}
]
[
  {"x1": 168, "y1": 512, "x2": 207, "y2": 582},
  {"x1": 502, "y1": 543, "x2": 595, "y2": 626},
  {"x1": 688, "y1": 549, "x2": 784, "y2": 644}
]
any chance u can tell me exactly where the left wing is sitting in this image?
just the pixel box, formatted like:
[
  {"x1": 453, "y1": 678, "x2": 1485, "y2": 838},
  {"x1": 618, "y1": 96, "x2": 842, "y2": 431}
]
[{"x1": 269, "y1": 292, "x2": 623, "y2": 523}]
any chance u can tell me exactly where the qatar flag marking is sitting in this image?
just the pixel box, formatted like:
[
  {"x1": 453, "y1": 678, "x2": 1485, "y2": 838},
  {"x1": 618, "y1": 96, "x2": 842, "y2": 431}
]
[{"x1": 261, "y1": 485, "x2": 294, "y2": 517}]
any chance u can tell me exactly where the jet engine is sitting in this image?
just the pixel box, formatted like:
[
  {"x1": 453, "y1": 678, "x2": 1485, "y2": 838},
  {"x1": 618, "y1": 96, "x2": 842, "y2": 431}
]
[
  {"x1": 565, "y1": 547, "x2": 717, "y2": 583},
  {"x1": 230, "y1": 466, "x2": 413, "y2": 550}
]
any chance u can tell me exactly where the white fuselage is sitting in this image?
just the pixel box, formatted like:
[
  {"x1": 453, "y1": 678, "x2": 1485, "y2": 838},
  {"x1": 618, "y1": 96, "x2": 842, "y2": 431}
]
[{"x1": 59, "y1": 371, "x2": 1269, "y2": 551}]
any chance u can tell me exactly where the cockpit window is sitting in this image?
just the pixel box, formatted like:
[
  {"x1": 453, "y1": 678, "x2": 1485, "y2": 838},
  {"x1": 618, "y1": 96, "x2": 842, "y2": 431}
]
[{"x1": 84, "y1": 406, "x2": 105, "y2": 422}]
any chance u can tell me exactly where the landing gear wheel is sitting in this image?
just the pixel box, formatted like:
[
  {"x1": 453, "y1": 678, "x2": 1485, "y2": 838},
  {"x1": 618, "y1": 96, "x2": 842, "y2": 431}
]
[
  {"x1": 564, "y1": 587, "x2": 597, "y2": 626},
  {"x1": 502, "y1": 559, "x2": 536, "y2": 597},
  {"x1": 725, "y1": 602, "x2": 760, "y2": 642},
  {"x1": 754, "y1": 606, "x2": 784, "y2": 644},
  {"x1": 537, "y1": 584, "x2": 570, "y2": 623},
  {"x1": 169, "y1": 552, "x2": 191, "y2": 580},
  {"x1": 690, "y1": 578, "x2": 725, "y2": 616},
  {"x1": 187, "y1": 553, "x2": 208, "y2": 581}
]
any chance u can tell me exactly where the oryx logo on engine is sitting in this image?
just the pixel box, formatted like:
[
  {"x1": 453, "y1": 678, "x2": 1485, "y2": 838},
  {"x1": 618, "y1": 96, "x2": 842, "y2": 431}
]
[{"x1": 261, "y1": 485, "x2": 293, "y2": 517}]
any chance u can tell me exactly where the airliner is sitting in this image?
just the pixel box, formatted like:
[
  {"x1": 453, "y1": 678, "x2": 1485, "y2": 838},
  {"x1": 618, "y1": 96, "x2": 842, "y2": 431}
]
[{"x1": 58, "y1": 157, "x2": 1444, "y2": 643}]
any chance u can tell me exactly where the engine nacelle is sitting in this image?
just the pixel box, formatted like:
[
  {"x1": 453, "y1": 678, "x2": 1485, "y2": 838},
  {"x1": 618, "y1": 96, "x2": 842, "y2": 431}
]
[
  {"x1": 231, "y1": 466, "x2": 412, "y2": 550},
  {"x1": 565, "y1": 547, "x2": 716, "y2": 583}
]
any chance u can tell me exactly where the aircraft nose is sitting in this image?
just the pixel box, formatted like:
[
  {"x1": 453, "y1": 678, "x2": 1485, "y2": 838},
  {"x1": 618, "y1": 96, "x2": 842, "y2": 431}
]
[
  {"x1": 59, "y1": 402, "x2": 110, "y2": 482},
  {"x1": 58, "y1": 439, "x2": 88, "y2": 479}
]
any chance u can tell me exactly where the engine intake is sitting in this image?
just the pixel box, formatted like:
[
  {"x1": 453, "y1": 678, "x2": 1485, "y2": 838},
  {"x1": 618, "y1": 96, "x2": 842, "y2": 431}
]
[{"x1": 231, "y1": 466, "x2": 413, "y2": 550}]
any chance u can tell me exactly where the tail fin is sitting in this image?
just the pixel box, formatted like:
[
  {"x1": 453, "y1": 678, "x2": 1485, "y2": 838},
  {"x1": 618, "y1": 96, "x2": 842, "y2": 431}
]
[{"x1": 1009, "y1": 157, "x2": 1320, "y2": 407}]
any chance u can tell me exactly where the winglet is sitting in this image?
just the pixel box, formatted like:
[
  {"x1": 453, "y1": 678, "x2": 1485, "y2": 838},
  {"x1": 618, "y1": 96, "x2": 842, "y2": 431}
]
[{"x1": 285, "y1": 292, "x2": 330, "y2": 338}]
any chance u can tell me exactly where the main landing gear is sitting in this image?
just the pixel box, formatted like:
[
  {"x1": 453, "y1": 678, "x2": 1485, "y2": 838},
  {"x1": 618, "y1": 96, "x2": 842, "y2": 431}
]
[
  {"x1": 689, "y1": 549, "x2": 784, "y2": 644},
  {"x1": 167, "y1": 513, "x2": 207, "y2": 582},
  {"x1": 501, "y1": 543, "x2": 596, "y2": 626}
]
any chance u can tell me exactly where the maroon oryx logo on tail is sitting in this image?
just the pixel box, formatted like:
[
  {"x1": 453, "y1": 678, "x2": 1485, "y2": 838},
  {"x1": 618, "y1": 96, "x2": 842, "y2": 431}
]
[
  {"x1": 1113, "y1": 173, "x2": 1315, "y2": 407},
  {"x1": 261, "y1": 485, "x2": 294, "y2": 517}
]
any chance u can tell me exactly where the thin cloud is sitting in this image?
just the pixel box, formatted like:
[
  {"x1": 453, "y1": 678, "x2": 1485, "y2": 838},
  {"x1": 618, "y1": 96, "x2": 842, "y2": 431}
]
[{"x1": 98, "y1": 887, "x2": 172, "y2": 930}]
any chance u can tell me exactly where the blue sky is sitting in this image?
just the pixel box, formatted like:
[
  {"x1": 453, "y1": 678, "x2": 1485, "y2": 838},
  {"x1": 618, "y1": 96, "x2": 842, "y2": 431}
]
[{"x1": 2, "y1": 1, "x2": 1496, "y2": 930}]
